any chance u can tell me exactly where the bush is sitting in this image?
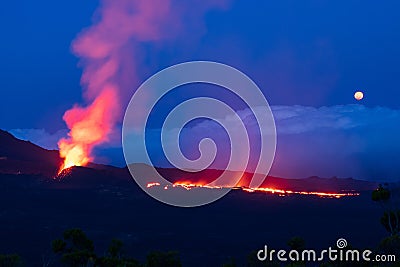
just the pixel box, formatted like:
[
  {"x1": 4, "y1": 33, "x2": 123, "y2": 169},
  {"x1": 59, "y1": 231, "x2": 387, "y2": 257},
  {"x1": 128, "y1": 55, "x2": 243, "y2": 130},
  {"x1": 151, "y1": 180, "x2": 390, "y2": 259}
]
[
  {"x1": 0, "y1": 254, "x2": 23, "y2": 267},
  {"x1": 146, "y1": 251, "x2": 181, "y2": 267}
]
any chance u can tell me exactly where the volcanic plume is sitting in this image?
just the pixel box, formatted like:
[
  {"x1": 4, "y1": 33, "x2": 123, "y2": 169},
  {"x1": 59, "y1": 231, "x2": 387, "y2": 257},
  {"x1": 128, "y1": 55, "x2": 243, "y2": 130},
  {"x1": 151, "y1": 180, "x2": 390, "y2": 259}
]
[
  {"x1": 58, "y1": 87, "x2": 118, "y2": 171},
  {"x1": 58, "y1": 0, "x2": 228, "y2": 173}
]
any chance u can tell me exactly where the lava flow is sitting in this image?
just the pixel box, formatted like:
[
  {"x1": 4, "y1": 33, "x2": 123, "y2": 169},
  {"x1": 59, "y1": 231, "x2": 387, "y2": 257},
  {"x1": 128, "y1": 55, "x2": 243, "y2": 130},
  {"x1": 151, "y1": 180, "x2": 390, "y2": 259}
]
[{"x1": 147, "y1": 181, "x2": 360, "y2": 199}]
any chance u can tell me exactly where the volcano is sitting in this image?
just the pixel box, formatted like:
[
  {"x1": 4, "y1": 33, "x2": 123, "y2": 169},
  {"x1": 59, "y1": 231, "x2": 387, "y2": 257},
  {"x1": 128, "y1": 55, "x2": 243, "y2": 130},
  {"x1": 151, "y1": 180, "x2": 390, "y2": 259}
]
[
  {"x1": 0, "y1": 129, "x2": 378, "y2": 194},
  {"x1": 0, "y1": 129, "x2": 387, "y2": 266},
  {"x1": 0, "y1": 129, "x2": 61, "y2": 176}
]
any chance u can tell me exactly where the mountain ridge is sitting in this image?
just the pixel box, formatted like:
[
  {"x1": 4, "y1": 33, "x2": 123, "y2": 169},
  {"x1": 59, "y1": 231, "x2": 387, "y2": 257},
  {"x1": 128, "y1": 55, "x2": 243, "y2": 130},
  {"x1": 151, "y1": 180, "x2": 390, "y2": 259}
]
[{"x1": 0, "y1": 129, "x2": 378, "y2": 192}]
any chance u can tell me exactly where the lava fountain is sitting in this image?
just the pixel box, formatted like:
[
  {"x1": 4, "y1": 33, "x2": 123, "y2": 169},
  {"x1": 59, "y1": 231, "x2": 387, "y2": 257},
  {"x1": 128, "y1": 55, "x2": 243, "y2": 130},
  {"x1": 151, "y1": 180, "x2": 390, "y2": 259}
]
[
  {"x1": 58, "y1": 88, "x2": 118, "y2": 173},
  {"x1": 56, "y1": 0, "x2": 228, "y2": 174}
]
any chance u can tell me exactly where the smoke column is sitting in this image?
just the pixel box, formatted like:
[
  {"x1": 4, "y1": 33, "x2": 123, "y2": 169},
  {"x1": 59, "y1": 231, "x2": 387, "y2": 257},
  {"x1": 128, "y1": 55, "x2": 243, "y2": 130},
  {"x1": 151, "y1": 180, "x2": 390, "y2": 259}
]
[{"x1": 58, "y1": 0, "x2": 228, "y2": 172}]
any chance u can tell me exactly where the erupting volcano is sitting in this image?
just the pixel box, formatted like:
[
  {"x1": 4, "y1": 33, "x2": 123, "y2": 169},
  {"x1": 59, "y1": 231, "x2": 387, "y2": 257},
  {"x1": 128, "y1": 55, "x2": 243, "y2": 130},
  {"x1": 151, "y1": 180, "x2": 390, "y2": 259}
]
[
  {"x1": 58, "y1": 88, "x2": 118, "y2": 173},
  {"x1": 56, "y1": 0, "x2": 169, "y2": 173},
  {"x1": 56, "y1": 0, "x2": 227, "y2": 174}
]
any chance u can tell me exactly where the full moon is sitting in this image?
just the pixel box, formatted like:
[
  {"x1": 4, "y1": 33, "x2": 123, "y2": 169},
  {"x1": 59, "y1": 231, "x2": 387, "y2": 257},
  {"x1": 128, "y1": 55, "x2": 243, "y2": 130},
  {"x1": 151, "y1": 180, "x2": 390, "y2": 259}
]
[{"x1": 354, "y1": 91, "x2": 364, "y2": 101}]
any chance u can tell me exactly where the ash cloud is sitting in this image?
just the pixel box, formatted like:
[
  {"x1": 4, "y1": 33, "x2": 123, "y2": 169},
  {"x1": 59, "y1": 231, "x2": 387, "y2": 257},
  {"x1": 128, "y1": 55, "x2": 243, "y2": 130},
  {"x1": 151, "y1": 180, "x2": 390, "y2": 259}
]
[{"x1": 10, "y1": 128, "x2": 68, "y2": 150}]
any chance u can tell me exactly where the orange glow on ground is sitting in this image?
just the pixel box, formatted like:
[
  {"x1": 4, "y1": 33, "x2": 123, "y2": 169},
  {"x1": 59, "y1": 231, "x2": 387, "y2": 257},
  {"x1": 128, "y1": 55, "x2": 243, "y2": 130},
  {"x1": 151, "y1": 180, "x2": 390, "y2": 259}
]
[
  {"x1": 146, "y1": 181, "x2": 360, "y2": 199},
  {"x1": 173, "y1": 182, "x2": 223, "y2": 190},
  {"x1": 146, "y1": 182, "x2": 160, "y2": 188},
  {"x1": 242, "y1": 187, "x2": 359, "y2": 198}
]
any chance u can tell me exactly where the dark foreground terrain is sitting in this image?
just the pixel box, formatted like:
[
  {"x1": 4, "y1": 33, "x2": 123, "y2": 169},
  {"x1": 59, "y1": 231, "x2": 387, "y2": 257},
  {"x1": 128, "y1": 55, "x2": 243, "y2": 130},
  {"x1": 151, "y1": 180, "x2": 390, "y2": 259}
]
[
  {"x1": 0, "y1": 170, "x2": 386, "y2": 266},
  {"x1": 0, "y1": 130, "x2": 391, "y2": 266}
]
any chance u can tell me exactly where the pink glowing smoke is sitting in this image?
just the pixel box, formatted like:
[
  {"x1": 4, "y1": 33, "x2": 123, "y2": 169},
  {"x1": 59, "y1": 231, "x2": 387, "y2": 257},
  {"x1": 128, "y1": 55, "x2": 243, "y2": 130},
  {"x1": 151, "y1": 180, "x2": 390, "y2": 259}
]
[{"x1": 58, "y1": 0, "x2": 228, "y2": 171}]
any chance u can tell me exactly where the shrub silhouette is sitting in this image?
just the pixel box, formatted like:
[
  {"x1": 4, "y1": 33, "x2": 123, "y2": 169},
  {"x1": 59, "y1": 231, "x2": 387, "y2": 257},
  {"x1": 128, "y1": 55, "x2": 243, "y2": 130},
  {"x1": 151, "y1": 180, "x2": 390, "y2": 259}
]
[
  {"x1": 0, "y1": 254, "x2": 23, "y2": 267},
  {"x1": 146, "y1": 251, "x2": 181, "y2": 267},
  {"x1": 372, "y1": 184, "x2": 400, "y2": 236},
  {"x1": 51, "y1": 228, "x2": 96, "y2": 267}
]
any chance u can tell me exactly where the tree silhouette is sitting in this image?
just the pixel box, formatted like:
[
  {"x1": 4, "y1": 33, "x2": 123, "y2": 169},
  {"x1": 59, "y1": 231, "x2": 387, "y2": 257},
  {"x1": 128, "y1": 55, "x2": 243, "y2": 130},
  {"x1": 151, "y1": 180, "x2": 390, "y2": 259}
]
[
  {"x1": 52, "y1": 228, "x2": 95, "y2": 267},
  {"x1": 0, "y1": 254, "x2": 23, "y2": 267},
  {"x1": 287, "y1": 237, "x2": 305, "y2": 251},
  {"x1": 146, "y1": 251, "x2": 181, "y2": 267},
  {"x1": 108, "y1": 239, "x2": 124, "y2": 258},
  {"x1": 372, "y1": 184, "x2": 400, "y2": 236},
  {"x1": 246, "y1": 250, "x2": 280, "y2": 267},
  {"x1": 96, "y1": 238, "x2": 141, "y2": 267},
  {"x1": 221, "y1": 257, "x2": 236, "y2": 267}
]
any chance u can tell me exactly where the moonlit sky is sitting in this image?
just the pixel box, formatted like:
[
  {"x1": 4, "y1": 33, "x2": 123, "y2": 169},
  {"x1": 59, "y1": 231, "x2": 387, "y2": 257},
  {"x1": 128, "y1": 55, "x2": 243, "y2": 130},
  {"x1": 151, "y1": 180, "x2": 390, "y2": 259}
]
[{"x1": 1, "y1": 0, "x2": 400, "y2": 181}]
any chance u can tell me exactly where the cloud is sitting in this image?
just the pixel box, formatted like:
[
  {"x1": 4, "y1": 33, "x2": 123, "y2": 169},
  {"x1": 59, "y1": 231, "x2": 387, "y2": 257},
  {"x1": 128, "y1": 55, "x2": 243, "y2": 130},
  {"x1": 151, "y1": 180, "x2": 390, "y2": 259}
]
[
  {"x1": 175, "y1": 104, "x2": 400, "y2": 181},
  {"x1": 272, "y1": 105, "x2": 400, "y2": 181},
  {"x1": 272, "y1": 104, "x2": 400, "y2": 134},
  {"x1": 12, "y1": 104, "x2": 400, "y2": 182},
  {"x1": 9, "y1": 128, "x2": 68, "y2": 150}
]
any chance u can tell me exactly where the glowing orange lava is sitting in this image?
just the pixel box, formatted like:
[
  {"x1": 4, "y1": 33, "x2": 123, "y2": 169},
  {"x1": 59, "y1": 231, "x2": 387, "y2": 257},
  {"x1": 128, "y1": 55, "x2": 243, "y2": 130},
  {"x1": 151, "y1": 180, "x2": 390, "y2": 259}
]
[
  {"x1": 146, "y1": 181, "x2": 359, "y2": 199},
  {"x1": 58, "y1": 88, "x2": 118, "y2": 174},
  {"x1": 173, "y1": 182, "x2": 223, "y2": 190},
  {"x1": 242, "y1": 187, "x2": 359, "y2": 198},
  {"x1": 58, "y1": 143, "x2": 91, "y2": 173},
  {"x1": 147, "y1": 182, "x2": 160, "y2": 188}
]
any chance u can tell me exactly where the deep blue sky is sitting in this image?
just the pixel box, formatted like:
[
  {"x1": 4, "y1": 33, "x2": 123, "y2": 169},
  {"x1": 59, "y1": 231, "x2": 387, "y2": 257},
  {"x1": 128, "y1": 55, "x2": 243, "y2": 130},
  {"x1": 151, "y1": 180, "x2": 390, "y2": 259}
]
[
  {"x1": 1, "y1": 0, "x2": 400, "y2": 130},
  {"x1": 1, "y1": 0, "x2": 400, "y2": 180}
]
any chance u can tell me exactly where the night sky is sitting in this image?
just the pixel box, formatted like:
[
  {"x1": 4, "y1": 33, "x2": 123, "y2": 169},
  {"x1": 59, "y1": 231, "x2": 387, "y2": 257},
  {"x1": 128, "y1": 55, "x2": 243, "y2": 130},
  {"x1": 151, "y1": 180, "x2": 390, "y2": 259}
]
[{"x1": 1, "y1": 0, "x2": 400, "y2": 181}]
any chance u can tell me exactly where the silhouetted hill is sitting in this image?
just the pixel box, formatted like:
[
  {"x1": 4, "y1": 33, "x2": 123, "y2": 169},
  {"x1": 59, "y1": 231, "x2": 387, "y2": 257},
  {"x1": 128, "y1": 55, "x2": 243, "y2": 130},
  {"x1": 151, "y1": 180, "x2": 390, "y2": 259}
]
[
  {"x1": 0, "y1": 131, "x2": 387, "y2": 266},
  {"x1": 52, "y1": 166, "x2": 131, "y2": 189},
  {"x1": 0, "y1": 129, "x2": 62, "y2": 176},
  {"x1": 0, "y1": 130, "x2": 122, "y2": 177},
  {"x1": 0, "y1": 130, "x2": 378, "y2": 192}
]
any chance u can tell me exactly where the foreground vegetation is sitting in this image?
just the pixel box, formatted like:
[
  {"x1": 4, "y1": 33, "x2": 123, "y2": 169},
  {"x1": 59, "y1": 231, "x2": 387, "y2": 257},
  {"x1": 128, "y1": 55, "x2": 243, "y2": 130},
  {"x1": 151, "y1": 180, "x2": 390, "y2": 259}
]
[{"x1": 1, "y1": 185, "x2": 399, "y2": 266}]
